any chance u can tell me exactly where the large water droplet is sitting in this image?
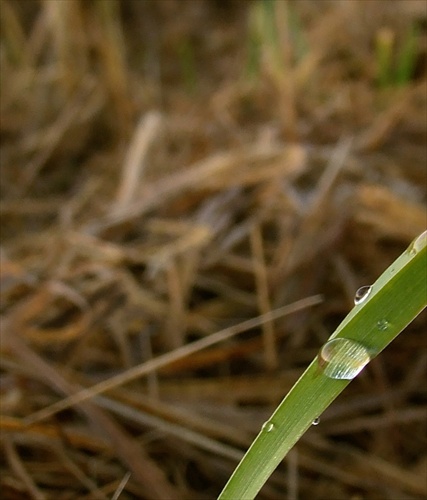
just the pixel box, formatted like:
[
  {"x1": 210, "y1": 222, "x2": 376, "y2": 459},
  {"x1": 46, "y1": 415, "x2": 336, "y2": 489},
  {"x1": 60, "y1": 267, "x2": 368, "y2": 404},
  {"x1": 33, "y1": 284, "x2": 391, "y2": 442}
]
[
  {"x1": 354, "y1": 285, "x2": 372, "y2": 305},
  {"x1": 318, "y1": 338, "x2": 370, "y2": 380},
  {"x1": 376, "y1": 319, "x2": 389, "y2": 331},
  {"x1": 409, "y1": 230, "x2": 427, "y2": 255},
  {"x1": 312, "y1": 417, "x2": 320, "y2": 426},
  {"x1": 261, "y1": 421, "x2": 275, "y2": 433}
]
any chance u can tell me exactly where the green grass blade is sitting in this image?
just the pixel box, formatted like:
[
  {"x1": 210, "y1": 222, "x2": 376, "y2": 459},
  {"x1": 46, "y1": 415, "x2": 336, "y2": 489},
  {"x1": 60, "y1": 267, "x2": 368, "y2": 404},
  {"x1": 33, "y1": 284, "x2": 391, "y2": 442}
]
[
  {"x1": 395, "y1": 23, "x2": 419, "y2": 87},
  {"x1": 219, "y1": 231, "x2": 427, "y2": 499},
  {"x1": 375, "y1": 27, "x2": 394, "y2": 89}
]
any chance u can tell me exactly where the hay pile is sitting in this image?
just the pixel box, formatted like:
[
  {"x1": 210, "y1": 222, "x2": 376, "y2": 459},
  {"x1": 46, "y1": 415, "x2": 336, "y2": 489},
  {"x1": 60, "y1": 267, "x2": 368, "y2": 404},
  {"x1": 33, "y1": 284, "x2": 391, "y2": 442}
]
[{"x1": 1, "y1": 1, "x2": 426, "y2": 498}]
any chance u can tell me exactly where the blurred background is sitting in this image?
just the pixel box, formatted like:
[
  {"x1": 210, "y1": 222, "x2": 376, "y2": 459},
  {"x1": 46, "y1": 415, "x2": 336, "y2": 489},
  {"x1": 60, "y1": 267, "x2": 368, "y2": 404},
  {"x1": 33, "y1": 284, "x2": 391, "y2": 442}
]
[{"x1": 1, "y1": 0, "x2": 426, "y2": 498}]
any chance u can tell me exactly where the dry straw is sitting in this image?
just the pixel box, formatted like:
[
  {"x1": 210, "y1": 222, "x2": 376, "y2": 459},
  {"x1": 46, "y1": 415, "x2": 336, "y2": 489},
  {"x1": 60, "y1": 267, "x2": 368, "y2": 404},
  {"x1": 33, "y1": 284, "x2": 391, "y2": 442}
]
[{"x1": 1, "y1": 1, "x2": 426, "y2": 498}]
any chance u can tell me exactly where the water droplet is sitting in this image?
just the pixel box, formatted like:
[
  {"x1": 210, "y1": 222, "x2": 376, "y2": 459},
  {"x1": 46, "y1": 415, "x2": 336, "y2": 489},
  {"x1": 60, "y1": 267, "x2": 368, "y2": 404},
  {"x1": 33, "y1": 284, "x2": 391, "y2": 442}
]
[
  {"x1": 408, "y1": 230, "x2": 427, "y2": 255},
  {"x1": 318, "y1": 338, "x2": 370, "y2": 380},
  {"x1": 312, "y1": 417, "x2": 320, "y2": 426},
  {"x1": 376, "y1": 319, "x2": 389, "y2": 331},
  {"x1": 261, "y1": 421, "x2": 275, "y2": 433},
  {"x1": 354, "y1": 285, "x2": 372, "y2": 305}
]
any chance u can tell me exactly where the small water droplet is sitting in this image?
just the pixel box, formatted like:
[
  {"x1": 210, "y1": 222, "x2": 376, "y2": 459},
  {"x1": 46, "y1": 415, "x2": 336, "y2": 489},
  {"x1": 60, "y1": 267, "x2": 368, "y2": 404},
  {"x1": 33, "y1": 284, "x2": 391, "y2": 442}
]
[
  {"x1": 354, "y1": 285, "x2": 372, "y2": 305},
  {"x1": 312, "y1": 417, "x2": 320, "y2": 426},
  {"x1": 408, "y1": 230, "x2": 427, "y2": 255},
  {"x1": 262, "y1": 421, "x2": 275, "y2": 433},
  {"x1": 376, "y1": 319, "x2": 389, "y2": 331},
  {"x1": 318, "y1": 338, "x2": 370, "y2": 380}
]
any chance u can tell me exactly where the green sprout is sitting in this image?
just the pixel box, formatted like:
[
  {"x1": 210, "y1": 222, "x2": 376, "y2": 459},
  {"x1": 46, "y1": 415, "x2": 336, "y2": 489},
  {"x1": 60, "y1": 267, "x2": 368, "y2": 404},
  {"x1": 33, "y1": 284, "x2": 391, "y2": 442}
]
[
  {"x1": 219, "y1": 230, "x2": 427, "y2": 499},
  {"x1": 376, "y1": 24, "x2": 419, "y2": 88}
]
